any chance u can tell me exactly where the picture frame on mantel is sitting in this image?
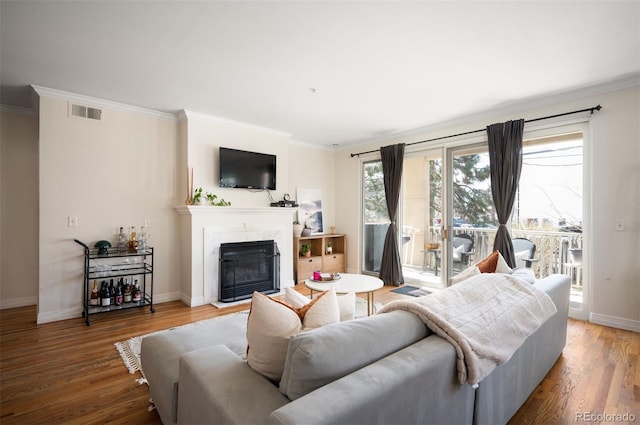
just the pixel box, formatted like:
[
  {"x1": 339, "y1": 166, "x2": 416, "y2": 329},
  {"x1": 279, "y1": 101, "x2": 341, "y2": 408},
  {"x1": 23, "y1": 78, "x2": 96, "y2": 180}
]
[{"x1": 297, "y1": 188, "x2": 324, "y2": 234}]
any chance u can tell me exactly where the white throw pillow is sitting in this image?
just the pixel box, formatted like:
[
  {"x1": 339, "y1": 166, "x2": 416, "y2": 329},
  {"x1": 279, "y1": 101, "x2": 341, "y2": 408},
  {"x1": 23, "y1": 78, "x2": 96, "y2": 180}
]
[
  {"x1": 246, "y1": 292, "x2": 302, "y2": 382},
  {"x1": 336, "y1": 292, "x2": 356, "y2": 321},
  {"x1": 495, "y1": 251, "x2": 513, "y2": 274},
  {"x1": 302, "y1": 288, "x2": 340, "y2": 329},
  {"x1": 285, "y1": 287, "x2": 355, "y2": 321},
  {"x1": 285, "y1": 287, "x2": 309, "y2": 308}
]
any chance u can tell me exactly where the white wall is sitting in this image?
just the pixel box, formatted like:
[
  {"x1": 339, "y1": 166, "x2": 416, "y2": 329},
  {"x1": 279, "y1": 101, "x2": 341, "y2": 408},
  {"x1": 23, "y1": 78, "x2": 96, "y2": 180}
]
[
  {"x1": 177, "y1": 112, "x2": 336, "y2": 304},
  {"x1": 0, "y1": 91, "x2": 337, "y2": 323},
  {"x1": 335, "y1": 83, "x2": 640, "y2": 331},
  {"x1": 0, "y1": 109, "x2": 39, "y2": 308},
  {"x1": 36, "y1": 92, "x2": 181, "y2": 323}
]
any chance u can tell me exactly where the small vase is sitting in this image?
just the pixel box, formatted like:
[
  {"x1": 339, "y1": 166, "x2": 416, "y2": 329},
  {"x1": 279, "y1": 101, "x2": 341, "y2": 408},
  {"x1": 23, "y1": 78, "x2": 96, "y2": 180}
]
[
  {"x1": 293, "y1": 224, "x2": 303, "y2": 238},
  {"x1": 301, "y1": 227, "x2": 312, "y2": 237}
]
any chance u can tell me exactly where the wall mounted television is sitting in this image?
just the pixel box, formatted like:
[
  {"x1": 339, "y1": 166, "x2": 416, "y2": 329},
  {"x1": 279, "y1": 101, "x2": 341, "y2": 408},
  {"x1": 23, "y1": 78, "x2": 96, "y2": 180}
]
[{"x1": 219, "y1": 147, "x2": 276, "y2": 190}]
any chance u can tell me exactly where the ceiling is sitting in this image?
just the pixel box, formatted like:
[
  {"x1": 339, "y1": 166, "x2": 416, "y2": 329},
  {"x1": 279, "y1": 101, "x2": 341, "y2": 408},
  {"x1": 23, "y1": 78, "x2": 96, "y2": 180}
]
[{"x1": 1, "y1": 1, "x2": 639, "y2": 147}]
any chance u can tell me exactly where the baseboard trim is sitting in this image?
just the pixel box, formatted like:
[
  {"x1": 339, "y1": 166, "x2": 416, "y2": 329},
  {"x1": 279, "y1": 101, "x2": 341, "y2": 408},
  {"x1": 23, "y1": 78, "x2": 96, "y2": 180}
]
[
  {"x1": 184, "y1": 295, "x2": 205, "y2": 307},
  {"x1": 36, "y1": 292, "x2": 187, "y2": 324},
  {"x1": 37, "y1": 307, "x2": 80, "y2": 324},
  {"x1": 590, "y1": 313, "x2": 640, "y2": 332},
  {"x1": 153, "y1": 292, "x2": 182, "y2": 304},
  {"x1": 0, "y1": 296, "x2": 38, "y2": 310}
]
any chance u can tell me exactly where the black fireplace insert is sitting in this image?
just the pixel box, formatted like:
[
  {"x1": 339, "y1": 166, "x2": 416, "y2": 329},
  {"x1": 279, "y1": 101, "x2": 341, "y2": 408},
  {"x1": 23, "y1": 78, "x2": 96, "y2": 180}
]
[{"x1": 218, "y1": 240, "x2": 280, "y2": 302}]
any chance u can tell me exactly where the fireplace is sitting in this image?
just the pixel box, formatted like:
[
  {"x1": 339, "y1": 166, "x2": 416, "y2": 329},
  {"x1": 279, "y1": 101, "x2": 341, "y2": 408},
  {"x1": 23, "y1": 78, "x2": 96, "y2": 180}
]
[{"x1": 218, "y1": 240, "x2": 280, "y2": 302}]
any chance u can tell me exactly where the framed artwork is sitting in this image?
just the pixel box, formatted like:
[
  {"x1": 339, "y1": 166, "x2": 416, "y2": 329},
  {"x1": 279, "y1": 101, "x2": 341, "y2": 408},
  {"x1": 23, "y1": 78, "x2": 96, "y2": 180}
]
[{"x1": 297, "y1": 188, "x2": 324, "y2": 234}]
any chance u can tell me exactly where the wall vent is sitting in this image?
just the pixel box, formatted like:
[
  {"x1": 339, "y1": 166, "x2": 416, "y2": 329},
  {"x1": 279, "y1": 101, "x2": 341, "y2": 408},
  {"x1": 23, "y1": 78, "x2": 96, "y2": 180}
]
[{"x1": 70, "y1": 103, "x2": 102, "y2": 121}]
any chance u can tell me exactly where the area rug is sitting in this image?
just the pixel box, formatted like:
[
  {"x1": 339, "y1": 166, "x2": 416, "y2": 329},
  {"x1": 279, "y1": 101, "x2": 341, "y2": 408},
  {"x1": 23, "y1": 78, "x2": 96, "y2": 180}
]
[
  {"x1": 390, "y1": 285, "x2": 432, "y2": 297},
  {"x1": 114, "y1": 311, "x2": 249, "y2": 383}
]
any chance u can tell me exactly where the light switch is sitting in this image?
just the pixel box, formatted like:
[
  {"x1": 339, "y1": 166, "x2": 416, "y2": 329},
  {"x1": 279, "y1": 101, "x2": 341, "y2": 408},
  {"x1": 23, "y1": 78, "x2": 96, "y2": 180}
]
[
  {"x1": 68, "y1": 216, "x2": 78, "y2": 227},
  {"x1": 615, "y1": 219, "x2": 624, "y2": 231}
]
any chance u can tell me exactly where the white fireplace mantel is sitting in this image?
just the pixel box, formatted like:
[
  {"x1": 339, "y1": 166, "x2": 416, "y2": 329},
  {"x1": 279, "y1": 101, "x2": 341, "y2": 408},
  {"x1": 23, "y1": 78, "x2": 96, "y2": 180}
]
[{"x1": 176, "y1": 205, "x2": 297, "y2": 306}]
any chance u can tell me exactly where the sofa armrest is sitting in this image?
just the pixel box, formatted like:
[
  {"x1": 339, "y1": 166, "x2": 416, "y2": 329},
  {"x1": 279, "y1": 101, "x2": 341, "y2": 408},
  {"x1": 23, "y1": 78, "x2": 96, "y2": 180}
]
[
  {"x1": 178, "y1": 345, "x2": 289, "y2": 425},
  {"x1": 269, "y1": 335, "x2": 474, "y2": 425},
  {"x1": 534, "y1": 274, "x2": 571, "y2": 318}
]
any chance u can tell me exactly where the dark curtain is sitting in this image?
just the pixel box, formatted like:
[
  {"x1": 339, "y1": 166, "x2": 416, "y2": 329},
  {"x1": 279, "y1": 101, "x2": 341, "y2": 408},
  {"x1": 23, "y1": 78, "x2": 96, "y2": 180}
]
[
  {"x1": 379, "y1": 143, "x2": 405, "y2": 286},
  {"x1": 487, "y1": 119, "x2": 525, "y2": 268}
]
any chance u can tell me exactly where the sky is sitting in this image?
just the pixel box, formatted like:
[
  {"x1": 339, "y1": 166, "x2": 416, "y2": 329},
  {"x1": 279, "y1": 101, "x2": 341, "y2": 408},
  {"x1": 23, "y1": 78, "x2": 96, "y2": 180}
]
[{"x1": 516, "y1": 140, "x2": 583, "y2": 227}]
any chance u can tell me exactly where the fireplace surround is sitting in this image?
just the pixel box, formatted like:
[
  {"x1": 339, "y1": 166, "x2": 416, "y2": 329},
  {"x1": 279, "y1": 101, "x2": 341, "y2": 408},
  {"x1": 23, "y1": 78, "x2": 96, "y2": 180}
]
[{"x1": 176, "y1": 206, "x2": 295, "y2": 306}]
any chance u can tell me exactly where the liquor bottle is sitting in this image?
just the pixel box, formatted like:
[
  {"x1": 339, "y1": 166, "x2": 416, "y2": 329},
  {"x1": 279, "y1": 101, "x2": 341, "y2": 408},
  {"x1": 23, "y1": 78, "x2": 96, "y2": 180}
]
[
  {"x1": 128, "y1": 226, "x2": 138, "y2": 253},
  {"x1": 132, "y1": 279, "x2": 141, "y2": 302},
  {"x1": 100, "y1": 281, "x2": 111, "y2": 307},
  {"x1": 138, "y1": 226, "x2": 147, "y2": 251},
  {"x1": 116, "y1": 227, "x2": 127, "y2": 252},
  {"x1": 123, "y1": 278, "x2": 132, "y2": 303},
  {"x1": 90, "y1": 280, "x2": 99, "y2": 306},
  {"x1": 115, "y1": 280, "x2": 123, "y2": 306},
  {"x1": 109, "y1": 279, "x2": 115, "y2": 305}
]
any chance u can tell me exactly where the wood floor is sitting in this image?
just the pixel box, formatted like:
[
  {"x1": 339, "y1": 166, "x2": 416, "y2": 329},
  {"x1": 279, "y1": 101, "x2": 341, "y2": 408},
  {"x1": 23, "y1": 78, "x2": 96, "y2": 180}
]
[{"x1": 1, "y1": 285, "x2": 638, "y2": 425}]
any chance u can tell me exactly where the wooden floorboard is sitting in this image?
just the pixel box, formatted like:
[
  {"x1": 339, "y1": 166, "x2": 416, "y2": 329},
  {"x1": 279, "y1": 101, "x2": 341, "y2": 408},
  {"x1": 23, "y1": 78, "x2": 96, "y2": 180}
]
[{"x1": 1, "y1": 285, "x2": 638, "y2": 424}]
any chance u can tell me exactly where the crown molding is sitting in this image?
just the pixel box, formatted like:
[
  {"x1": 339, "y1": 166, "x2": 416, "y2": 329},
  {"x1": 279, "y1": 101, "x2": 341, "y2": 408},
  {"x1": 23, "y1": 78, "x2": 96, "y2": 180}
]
[
  {"x1": 31, "y1": 85, "x2": 177, "y2": 121},
  {"x1": 288, "y1": 137, "x2": 336, "y2": 152},
  {"x1": 180, "y1": 109, "x2": 291, "y2": 139},
  {"x1": 340, "y1": 72, "x2": 640, "y2": 152}
]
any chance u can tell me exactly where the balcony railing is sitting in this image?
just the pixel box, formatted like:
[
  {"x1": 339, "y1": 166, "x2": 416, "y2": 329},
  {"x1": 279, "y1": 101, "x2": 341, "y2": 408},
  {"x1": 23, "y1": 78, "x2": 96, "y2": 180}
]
[{"x1": 403, "y1": 226, "x2": 582, "y2": 285}]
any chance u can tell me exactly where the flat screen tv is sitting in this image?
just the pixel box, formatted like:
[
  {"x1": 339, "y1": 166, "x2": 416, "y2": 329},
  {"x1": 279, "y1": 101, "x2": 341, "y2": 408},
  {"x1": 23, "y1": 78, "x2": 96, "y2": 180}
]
[{"x1": 219, "y1": 147, "x2": 276, "y2": 190}]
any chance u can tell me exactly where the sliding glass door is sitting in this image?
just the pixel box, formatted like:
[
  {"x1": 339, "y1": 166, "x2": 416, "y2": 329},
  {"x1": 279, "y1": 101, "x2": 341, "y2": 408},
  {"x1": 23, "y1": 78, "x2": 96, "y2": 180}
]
[
  {"x1": 399, "y1": 150, "x2": 445, "y2": 289},
  {"x1": 361, "y1": 126, "x2": 587, "y2": 314},
  {"x1": 448, "y1": 144, "x2": 496, "y2": 277}
]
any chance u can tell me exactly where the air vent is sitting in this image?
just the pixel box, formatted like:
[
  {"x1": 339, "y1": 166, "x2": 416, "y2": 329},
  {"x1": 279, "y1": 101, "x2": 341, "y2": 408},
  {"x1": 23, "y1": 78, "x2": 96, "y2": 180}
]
[{"x1": 70, "y1": 103, "x2": 102, "y2": 121}]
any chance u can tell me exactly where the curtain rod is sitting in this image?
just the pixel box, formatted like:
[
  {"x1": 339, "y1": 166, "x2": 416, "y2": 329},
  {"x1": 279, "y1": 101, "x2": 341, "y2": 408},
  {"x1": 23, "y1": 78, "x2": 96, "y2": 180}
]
[{"x1": 350, "y1": 104, "x2": 602, "y2": 158}]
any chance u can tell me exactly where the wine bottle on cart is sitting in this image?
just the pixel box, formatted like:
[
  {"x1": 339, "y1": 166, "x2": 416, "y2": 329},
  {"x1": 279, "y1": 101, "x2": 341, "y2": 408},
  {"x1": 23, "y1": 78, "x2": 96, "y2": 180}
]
[
  {"x1": 123, "y1": 278, "x2": 132, "y2": 303},
  {"x1": 100, "y1": 281, "x2": 111, "y2": 307},
  {"x1": 115, "y1": 279, "x2": 123, "y2": 306},
  {"x1": 132, "y1": 279, "x2": 142, "y2": 302},
  {"x1": 90, "y1": 280, "x2": 99, "y2": 306},
  {"x1": 109, "y1": 279, "x2": 115, "y2": 305}
]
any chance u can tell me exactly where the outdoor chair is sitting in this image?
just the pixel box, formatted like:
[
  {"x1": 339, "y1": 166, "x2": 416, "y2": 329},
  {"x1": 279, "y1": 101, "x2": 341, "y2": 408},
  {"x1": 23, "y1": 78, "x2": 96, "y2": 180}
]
[
  {"x1": 563, "y1": 248, "x2": 583, "y2": 287},
  {"x1": 512, "y1": 237, "x2": 537, "y2": 269},
  {"x1": 452, "y1": 233, "x2": 474, "y2": 270}
]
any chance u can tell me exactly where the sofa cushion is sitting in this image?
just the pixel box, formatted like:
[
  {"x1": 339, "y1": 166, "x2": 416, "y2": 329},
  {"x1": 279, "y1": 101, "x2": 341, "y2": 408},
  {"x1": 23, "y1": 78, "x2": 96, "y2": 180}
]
[
  {"x1": 279, "y1": 310, "x2": 430, "y2": 400},
  {"x1": 140, "y1": 312, "x2": 248, "y2": 424},
  {"x1": 246, "y1": 290, "x2": 340, "y2": 382}
]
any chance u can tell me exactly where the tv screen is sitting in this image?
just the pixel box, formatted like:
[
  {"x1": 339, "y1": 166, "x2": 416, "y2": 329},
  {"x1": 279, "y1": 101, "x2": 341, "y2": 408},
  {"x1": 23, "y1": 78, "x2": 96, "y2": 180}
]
[{"x1": 219, "y1": 147, "x2": 276, "y2": 190}]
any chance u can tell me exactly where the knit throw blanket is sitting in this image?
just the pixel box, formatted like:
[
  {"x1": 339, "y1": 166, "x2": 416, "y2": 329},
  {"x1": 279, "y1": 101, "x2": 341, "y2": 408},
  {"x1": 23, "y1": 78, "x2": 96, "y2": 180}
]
[{"x1": 377, "y1": 273, "x2": 557, "y2": 386}]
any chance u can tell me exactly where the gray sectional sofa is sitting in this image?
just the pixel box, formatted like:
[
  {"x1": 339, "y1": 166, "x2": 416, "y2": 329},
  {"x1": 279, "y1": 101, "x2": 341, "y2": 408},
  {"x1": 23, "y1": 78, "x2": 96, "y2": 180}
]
[{"x1": 141, "y1": 274, "x2": 570, "y2": 425}]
